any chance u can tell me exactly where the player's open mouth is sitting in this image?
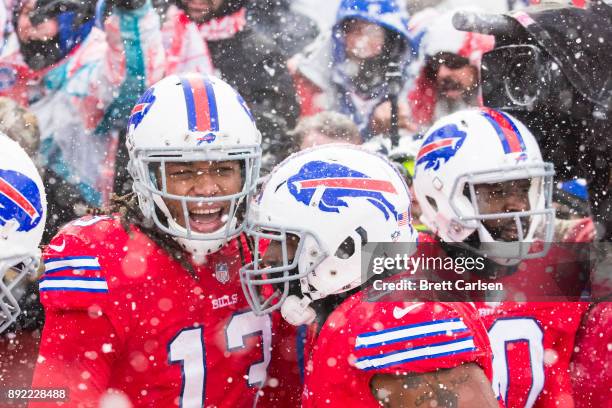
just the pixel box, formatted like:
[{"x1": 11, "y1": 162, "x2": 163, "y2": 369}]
[{"x1": 188, "y1": 206, "x2": 225, "y2": 233}]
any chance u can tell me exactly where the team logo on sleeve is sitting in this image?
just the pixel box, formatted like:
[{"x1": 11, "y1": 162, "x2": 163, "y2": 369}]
[
  {"x1": 416, "y1": 124, "x2": 467, "y2": 171},
  {"x1": 129, "y1": 88, "x2": 156, "y2": 130},
  {"x1": 287, "y1": 161, "x2": 398, "y2": 221},
  {"x1": 0, "y1": 168, "x2": 43, "y2": 232}
]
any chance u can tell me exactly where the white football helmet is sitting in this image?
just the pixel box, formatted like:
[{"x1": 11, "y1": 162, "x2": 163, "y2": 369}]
[
  {"x1": 0, "y1": 135, "x2": 46, "y2": 333},
  {"x1": 240, "y1": 144, "x2": 418, "y2": 325},
  {"x1": 413, "y1": 108, "x2": 555, "y2": 264},
  {"x1": 127, "y1": 74, "x2": 261, "y2": 261}
]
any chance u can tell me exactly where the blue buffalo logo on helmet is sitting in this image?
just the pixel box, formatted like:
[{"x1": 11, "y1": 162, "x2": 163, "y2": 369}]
[
  {"x1": 0, "y1": 169, "x2": 43, "y2": 232},
  {"x1": 416, "y1": 124, "x2": 467, "y2": 171},
  {"x1": 287, "y1": 161, "x2": 399, "y2": 221},
  {"x1": 197, "y1": 133, "x2": 217, "y2": 145},
  {"x1": 129, "y1": 88, "x2": 156, "y2": 130}
]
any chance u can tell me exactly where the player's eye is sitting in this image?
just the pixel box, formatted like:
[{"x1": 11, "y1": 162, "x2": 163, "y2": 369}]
[
  {"x1": 169, "y1": 168, "x2": 194, "y2": 178},
  {"x1": 215, "y1": 166, "x2": 235, "y2": 176}
]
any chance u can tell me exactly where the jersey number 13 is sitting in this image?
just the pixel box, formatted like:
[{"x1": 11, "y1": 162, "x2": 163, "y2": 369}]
[{"x1": 168, "y1": 311, "x2": 272, "y2": 408}]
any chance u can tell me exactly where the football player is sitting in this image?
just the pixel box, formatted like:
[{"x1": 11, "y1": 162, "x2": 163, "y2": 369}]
[
  {"x1": 240, "y1": 144, "x2": 498, "y2": 407},
  {"x1": 412, "y1": 108, "x2": 591, "y2": 407},
  {"x1": 30, "y1": 74, "x2": 272, "y2": 407},
  {"x1": 0, "y1": 135, "x2": 46, "y2": 333}
]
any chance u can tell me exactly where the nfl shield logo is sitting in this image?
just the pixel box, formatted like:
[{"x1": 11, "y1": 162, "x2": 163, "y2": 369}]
[{"x1": 215, "y1": 263, "x2": 229, "y2": 284}]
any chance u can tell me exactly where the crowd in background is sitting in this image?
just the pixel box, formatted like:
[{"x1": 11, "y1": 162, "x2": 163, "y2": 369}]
[
  {"x1": 0, "y1": 0, "x2": 609, "y2": 401},
  {"x1": 0, "y1": 0, "x2": 597, "y2": 244}
]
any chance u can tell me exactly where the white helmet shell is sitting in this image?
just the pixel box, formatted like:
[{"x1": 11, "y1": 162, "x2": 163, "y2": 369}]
[
  {"x1": 413, "y1": 108, "x2": 555, "y2": 264},
  {"x1": 240, "y1": 144, "x2": 418, "y2": 321},
  {"x1": 127, "y1": 73, "x2": 261, "y2": 260},
  {"x1": 0, "y1": 135, "x2": 46, "y2": 333}
]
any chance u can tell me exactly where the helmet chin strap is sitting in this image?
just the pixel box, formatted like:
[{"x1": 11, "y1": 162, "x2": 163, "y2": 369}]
[
  {"x1": 167, "y1": 217, "x2": 237, "y2": 264},
  {"x1": 281, "y1": 295, "x2": 316, "y2": 326},
  {"x1": 151, "y1": 194, "x2": 239, "y2": 263}
]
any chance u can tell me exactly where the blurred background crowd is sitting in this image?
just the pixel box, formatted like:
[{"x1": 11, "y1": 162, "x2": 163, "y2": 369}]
[
  {"x1": 0, "y1": 0, "x2": 610, "y2": 391},
  {"x1": 0, "y1": 0, "x2": 608, "y2": 241}
]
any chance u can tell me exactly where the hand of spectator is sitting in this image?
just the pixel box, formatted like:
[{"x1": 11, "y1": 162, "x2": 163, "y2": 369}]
[{"x1": 369, "y1": 100, "x2": 417, "y2": 136}]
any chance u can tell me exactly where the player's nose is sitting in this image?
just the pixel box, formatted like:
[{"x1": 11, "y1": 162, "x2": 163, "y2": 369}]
[
  {"x1": 262, "y1": 242, "x2": 284, "y2": 268},
  {"x1": 191, "y1": 173, "x2": 220, "y2": 197},
  {"x1": 504, "y1": 191, "x2": 529, "y2": 213}
]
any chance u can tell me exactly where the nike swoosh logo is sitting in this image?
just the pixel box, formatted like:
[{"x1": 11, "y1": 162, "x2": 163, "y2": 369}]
[
  {"x1": 393, "y1": 302, "x2": 424, "y2": 319},
  {"x1": 48, "y1": 239, "x2": 66, "y2": 252}
]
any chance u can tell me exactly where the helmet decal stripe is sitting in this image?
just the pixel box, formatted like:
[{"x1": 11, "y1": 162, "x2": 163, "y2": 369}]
[
  {"x1": 0, "y1": 174, "x2": 38, "y2": 219},
  {"x1": 180, "y1": 77, "x2": 197, "y2": 130},
  {"x1": 481, "y1": 108, "x2": 526, "y2": 154},
  {"x1": 189, "y1": 76, "x2": 211, "y2": 131},
  {"x1": 498, "y1": 110, "x2": 526, "y2": 151},
  {"x1": 203, "y1": 79, "x2": 219, "y2": 132},
  {"x1": 297, "y1": 178, "x2": 398, "y2": 194},
  {"x1": 416, "y1": 139, "x2": 455, "y2": 161},
  {"x1": 180, "y1": 76, "x2": 220, "y2": 133}
]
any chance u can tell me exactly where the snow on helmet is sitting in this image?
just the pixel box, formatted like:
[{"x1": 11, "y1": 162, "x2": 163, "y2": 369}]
[
  {"x1": 0, "y1": 135, "x2": 46, "y2": 333},
  {"x1": 240, "y1": 144, "x2": 417, "y2": 325},
  {"x1": 413, "y1": 108, "x2": 555, "y2": 264},
  {"x1": 127, "y1": 73, "x2": 261, "y2": 261}
]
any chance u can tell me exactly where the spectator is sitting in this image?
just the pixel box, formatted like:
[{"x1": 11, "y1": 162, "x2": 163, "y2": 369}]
[
  {"x1": 291, "y1": 0, "x2": 414, "y2": 139},
  {"x1": 247, "y1": 0, "x2": 319, "y2": 57},
  {"x1": 453, "y1": 1, "x2": 611, "y2": 240},
  {"x1": 292, "y1": 111, "x2": 361, "y2": 150},
  {"x1": 407, "y1": 8, "x2": 493, "y2": 129},
  {"x1": 552, "y1": 179, "x2": 596, "y2": 243},
  {"x1": 0, "y1": 0, "x2": 165, "y2": 229},
  {"x1": 0, "y1": 96, "x2": 39, "y2": 156},
  {"x1": 554, "y1": 179, "x2": 591, "y2": 221},
  {"x1": 292, "y1": 0, "x2": 341, "y2": 30},
  {"x1": 160, "y1": 0, "x2": 299, "y2": 162}
]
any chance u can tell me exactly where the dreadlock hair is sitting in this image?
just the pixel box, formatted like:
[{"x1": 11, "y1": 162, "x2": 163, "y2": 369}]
[{"x1": 90, "y1": 193, "x2": 196, "y2": 277}]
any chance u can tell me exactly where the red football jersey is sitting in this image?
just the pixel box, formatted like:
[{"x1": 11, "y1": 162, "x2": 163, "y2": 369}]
[
  {"x1": 302, "y1": 294, "x2": 493, "y2": 408},
  {"x1": 30, "y1": 215, "x2": 274, "y2": 407},
  {"x1": 412, "y1": 236, "x2": 591, "y2": 408},
  {"x1": 571, "y1": 302, "x2": 612, "y2": 408},
  {"x1": 416, "y1": 238, "x2": 588, "y2": 301},
  {"x1": 476, "y1": 301, "x2": 590, "y2": 408}
]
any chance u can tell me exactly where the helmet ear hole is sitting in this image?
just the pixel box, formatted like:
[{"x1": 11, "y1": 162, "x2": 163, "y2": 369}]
[
  {"x1": 426, "y1": 195, "x2": 438, "y2": 212},
  {"x1": 355, "y1": 226, "x2": 368, "y2": 246},
  {"x1": 462, "y1": 183, "x2": 472, "y2": 200},
  {"x1": 335, "y1": 236, "x2": 355, "y2": 260}
]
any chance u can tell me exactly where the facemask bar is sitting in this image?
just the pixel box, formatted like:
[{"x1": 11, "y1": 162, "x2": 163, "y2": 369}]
[
  {"x1": 132, "y1": 144, "x2": 261, "y2": 241},
  {"x1": 449, "y1": 162, "x2": 555, "y2": 260},
  {"x1": 0, "y1": 255, "x2": 38, "y2": 334},
  {"x1": 239, "y1": 221, "x2": 328, "y2": 316}
]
